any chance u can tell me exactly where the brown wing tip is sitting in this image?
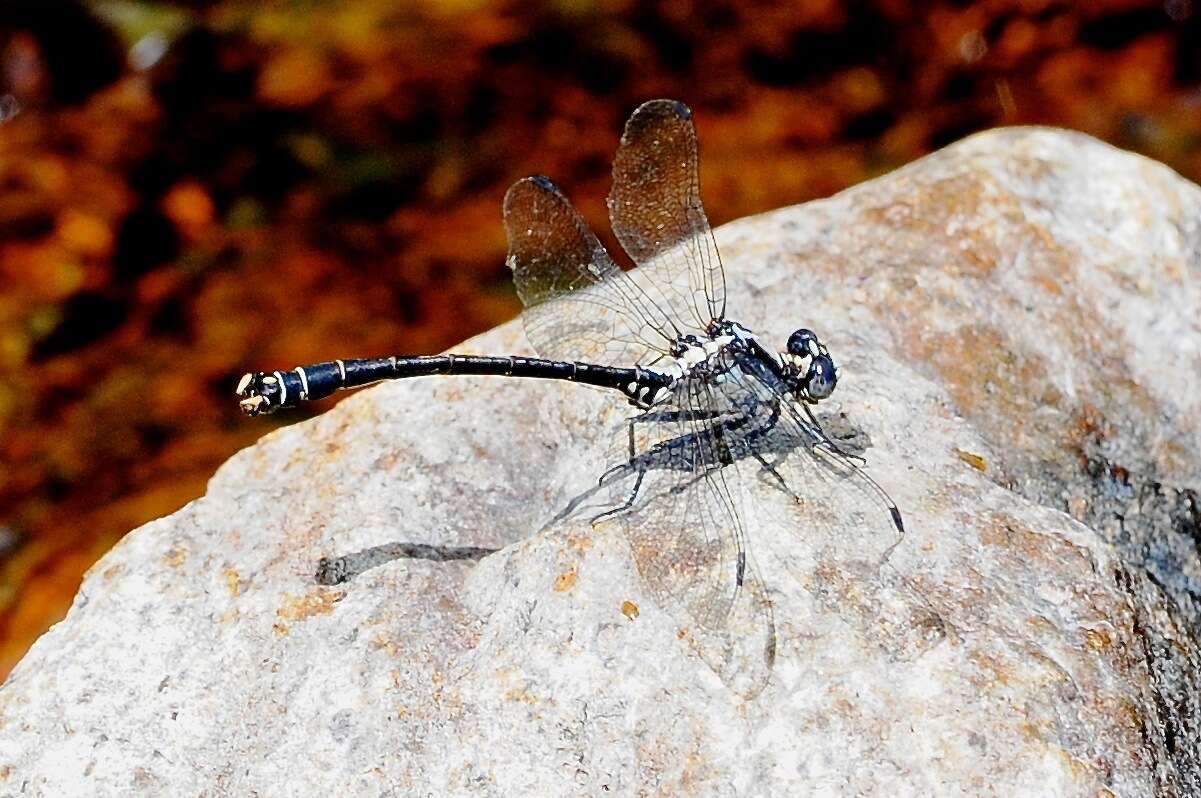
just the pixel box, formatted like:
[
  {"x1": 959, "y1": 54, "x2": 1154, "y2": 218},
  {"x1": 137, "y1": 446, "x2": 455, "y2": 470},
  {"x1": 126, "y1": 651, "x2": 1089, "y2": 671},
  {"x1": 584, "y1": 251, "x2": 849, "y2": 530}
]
[
  {"x1": 503, "y1": 174, "x2": 560, "y2": 212},
  {"x1": 621, "y1": 99, "x2": 693, "y2": 145},
  {"x1": 634, "y1": 98, "x2": 692, "y2": 120}
]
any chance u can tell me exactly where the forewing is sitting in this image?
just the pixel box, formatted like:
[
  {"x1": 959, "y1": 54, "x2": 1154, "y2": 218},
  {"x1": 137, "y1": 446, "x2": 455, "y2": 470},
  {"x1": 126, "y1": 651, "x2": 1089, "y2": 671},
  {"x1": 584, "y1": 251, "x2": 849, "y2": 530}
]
[
  {"x1": 599, "y1": 375, "x2": 776, "y2": 698},
  {"x1": 504, "y1": 175, "x2": 678, "y2": 367},
  {"x1": 736, "y1": 366, "x2": 906, "y2": 579},
  {"x1": 608, "y1": 99, "x2": 726, "y2": 329}
]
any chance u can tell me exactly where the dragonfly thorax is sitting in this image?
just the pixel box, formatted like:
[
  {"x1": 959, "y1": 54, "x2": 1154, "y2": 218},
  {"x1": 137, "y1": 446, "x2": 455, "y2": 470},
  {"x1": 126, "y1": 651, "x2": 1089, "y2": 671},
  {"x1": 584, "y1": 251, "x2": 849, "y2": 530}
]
[
  {"x1": 662, "y1": 321, "x2": 839, "y2": 405},
  {"x1": 668, "y1": 325, "x2": 742, "y2": 382}
]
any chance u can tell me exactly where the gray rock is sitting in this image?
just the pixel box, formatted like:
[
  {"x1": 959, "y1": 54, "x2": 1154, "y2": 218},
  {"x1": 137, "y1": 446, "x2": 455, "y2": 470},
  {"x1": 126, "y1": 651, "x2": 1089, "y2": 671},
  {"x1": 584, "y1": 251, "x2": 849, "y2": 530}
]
[{"x1": 0, "y1": 128, "x2": 1198, "y2": 797}]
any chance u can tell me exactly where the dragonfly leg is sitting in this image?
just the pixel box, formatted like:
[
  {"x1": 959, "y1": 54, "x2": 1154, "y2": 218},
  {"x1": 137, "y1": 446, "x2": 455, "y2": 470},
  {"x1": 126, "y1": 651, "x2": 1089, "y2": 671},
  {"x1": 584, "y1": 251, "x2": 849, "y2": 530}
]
[
  {"x1": 751, "y1": 451, "x2": 797, "y2": 500},
  {"x1": 591, "y1": 469, "x2": 645, "y2": 524},
  {"x1": 798, "y1": 402, "x2": 867, "y2": 466},
  {"x1": 598, "y1": 408, "x2": 721, "y2": 487}
]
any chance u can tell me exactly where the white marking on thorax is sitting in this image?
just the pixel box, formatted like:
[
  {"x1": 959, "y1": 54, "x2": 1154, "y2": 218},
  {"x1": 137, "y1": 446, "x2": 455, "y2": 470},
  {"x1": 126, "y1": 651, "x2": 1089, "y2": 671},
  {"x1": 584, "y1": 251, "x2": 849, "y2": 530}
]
[
  {"x1": 727, "y1": 322, "x2": 756, "y2": 342},
  {"x1": 673, "y1": 334, "x2": 735, "y2": 374}
]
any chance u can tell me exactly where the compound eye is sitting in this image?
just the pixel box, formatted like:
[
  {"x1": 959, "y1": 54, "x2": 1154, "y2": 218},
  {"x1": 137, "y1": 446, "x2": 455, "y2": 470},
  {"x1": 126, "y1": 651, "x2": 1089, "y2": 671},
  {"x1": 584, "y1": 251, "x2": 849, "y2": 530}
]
[
  {"x1": 806, "y1": 354, "x2": 837, "y2": 400},
  {"x1": 787, "y1": 328, "x2": 818, "y2": 357}
]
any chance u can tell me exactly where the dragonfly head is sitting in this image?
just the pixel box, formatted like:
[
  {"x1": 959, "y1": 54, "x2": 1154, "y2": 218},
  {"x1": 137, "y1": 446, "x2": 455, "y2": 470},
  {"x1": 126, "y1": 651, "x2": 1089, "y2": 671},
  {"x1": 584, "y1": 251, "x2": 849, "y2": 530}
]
[{"x1": 784, "y1": 328, "x2": 838, "y2": 403}]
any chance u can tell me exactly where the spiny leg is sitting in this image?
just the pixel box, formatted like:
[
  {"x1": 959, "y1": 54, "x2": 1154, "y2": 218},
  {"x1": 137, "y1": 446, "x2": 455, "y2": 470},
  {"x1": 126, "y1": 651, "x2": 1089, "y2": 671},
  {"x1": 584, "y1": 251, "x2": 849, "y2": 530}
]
[
  {"x1": 598, "y1": 407, "x2": 722, "y2": 486},
  {"x1": 593, "y1": 424, "x2": 724, "y2": 526},
  {"x1": 591, "y1": 469, "x2": 646, "y2": 524},
  {"x1": 798, "y1": 402, "x2": 867, "y2": 466},
  {"x1": 752, "y1": 450, "x2": 795, "y2": 499},
  {"x1": 756, "y1": 441, "x2": 905, "y2": 568}
]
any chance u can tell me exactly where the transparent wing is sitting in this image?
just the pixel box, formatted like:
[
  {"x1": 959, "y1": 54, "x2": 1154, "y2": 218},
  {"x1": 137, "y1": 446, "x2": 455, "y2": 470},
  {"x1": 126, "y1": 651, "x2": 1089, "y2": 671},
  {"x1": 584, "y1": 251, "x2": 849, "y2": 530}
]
[
  {"x1": 504, "y1": 175, "x2": 683, "y2": 367},
  {"x1": 733, "y1": 362, "x2": 906, "y2": 578},
  {"x1": 608, "y1": 99, "x2": 727, "y2": 331},
  {"x1": 597, "y1": 370, "x2": 776, "y2": 698}
]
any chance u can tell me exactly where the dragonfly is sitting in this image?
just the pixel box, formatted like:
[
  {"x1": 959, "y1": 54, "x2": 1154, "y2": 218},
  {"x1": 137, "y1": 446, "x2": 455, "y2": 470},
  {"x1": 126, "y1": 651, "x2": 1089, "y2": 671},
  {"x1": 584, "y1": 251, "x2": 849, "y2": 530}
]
[{"x1": 237, "y1": 99, "x2": 904, "y2": 698}]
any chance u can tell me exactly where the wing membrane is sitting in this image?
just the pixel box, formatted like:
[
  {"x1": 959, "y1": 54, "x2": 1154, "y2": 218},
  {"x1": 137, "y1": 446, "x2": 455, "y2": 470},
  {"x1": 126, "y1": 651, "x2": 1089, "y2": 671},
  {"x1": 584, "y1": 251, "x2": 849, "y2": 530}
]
[
  {"x1": 504, "y1": 175, "x2": 681, "y2": 366},
  {"x1": 597, "y1": 368, "x2": 776, "y2": 698},
  {"x1": 594, "y1": 353, "x2": 903, "y2": 695},
  {"x1": 608, "y1": 99, "x2": 726, "y2": 329},
  {"x1": 734, "y1": 364, "x2": 906, "y2": 576},
  {"x1": 505, "y1": 100, "x2": 726, "y2": 366}
]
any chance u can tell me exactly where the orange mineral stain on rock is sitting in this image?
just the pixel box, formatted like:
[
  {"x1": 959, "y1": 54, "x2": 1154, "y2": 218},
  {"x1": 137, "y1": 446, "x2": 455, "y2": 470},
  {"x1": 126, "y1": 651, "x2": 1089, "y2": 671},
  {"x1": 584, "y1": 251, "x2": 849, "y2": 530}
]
[
  {"x1": 274, "y1": 587, "x2": 345, "y2": 635},
  {"x1": 1115, "y1": 700, "x2": 1143, "y2": 732},
  {"x1": 565, "y1": 531, "x2": 594, "y2": 552},
  {"x1": 1082, "y1": 627, "x2": 1113, "y2": 651},
  {"x1": 1049, "y1": 745, "x2": 1092, "y2": 781},
  {"x1": 223, "y1": 568, "x2": 243, "y2": 597},
  {"x1": 553, "y1": 568, "x2": 577, "y2": 593},
  {"x1": 505, "y1": 687, "x2": 536, "y2": 704},
  {"x1": 977, "y1": 517, "x2": 1016, "y2": 547},
  {"x1": 621, "y1": 600, "x2": 639, "y2": 620},
  {"x1": 162, "y1": 546, "x2": 187, "y2": 568},
  {"x1": 1026, "y1": 615, "x2": 1055, "y2": 632},
  {"x1": 953, "y1": 447, "x2": 987, "y2": 471},
  {"x1": 375, "y1": 449, "x2": 403, "y2": 471},
  {"x1": 370, "y1": 634, "x2": 401, "y2": 657},
  {"x1": 969, "y1": 650, "x2": 1013, "y2": 687}
]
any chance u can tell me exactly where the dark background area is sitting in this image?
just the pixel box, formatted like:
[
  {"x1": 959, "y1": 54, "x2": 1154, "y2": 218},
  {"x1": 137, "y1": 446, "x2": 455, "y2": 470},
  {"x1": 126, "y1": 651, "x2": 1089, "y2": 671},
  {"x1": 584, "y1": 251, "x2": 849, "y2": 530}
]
[{"x1": 0, "y1": 0, "x2": 1198, "y2": 677}]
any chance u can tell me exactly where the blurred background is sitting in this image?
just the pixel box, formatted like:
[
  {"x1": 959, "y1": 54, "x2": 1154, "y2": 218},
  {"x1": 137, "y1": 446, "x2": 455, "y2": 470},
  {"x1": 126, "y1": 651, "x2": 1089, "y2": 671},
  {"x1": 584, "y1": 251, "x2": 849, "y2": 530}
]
[{"x1": 0, "y1": 0, "x2": 1198, "y2": 678}]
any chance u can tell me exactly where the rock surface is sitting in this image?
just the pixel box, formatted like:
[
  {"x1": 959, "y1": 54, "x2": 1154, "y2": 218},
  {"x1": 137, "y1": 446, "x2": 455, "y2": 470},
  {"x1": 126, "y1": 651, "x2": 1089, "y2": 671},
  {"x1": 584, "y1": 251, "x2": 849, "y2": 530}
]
[{"x1": 1, "y1": 128, "x2": 1199, "y2": 797}]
